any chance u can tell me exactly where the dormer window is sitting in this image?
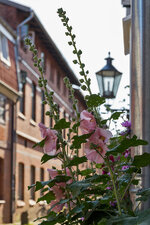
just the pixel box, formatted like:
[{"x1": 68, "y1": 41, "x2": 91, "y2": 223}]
[{"x1": 0, "y1": 32, "x2": 10, "y2": 66}]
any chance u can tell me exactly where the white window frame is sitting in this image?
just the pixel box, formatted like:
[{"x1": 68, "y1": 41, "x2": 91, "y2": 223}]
[{"x1": 0, "y1": 32, "x2": 11, "y2": 66}]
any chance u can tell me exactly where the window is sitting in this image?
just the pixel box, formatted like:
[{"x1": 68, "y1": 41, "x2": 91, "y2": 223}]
[
  {"x1": 20, "y1": 71, "x2": 27, "y2": 114},
  {"x1": 63, "y1": 82, "x2": 66, "y2": 96},
  {"x1": 0, "y1": 94, "x2": 6, "y2": 122},
  {"x1": 50, "y1": 117, "x2": 53, "y2": 128},
  {"x1": 57, "y1": 71, "x2": 61, "y2": 89},
  {"x1": 41, "y1": 90, "x2": 45, "y2": 123},
  {"x1": 41, "y1": 52, "x2": 46, "y2": 72},
  {"x1": 40, "y1": 168, "x2": 44, "y2": 196},
  {"x1": 30, "y1": 166, "x2": 35, "y2": 200},
  {"x1": 50, "y1": 65, "x2": 54, "y2": 82},
  {"x1": 0, "y1": 158, "x2": 4, "y2": 199},
  {"x1": 63, "y1": 111, "x2": 66, "y2": 139},
  {"x1": 18, "y1": 163, "x2": 24, "y2": 200},
  {"x1": 0, "y1": 32, "x2": 10, "y2": 66},
  {"x1": 31, "y1": 82, "x2": 36, "y2": 121}
]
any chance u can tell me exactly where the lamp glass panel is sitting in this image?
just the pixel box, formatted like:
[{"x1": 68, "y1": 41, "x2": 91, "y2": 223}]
[
  {"x1": 113, "y1": 75, "x2": 122, "y2": 97},
  {"x1": 96, "y1": 75, "x2": 103, "y2": 96},
  {"x1": 103, "y1": 76, "x2": 114, "y2": 93}
]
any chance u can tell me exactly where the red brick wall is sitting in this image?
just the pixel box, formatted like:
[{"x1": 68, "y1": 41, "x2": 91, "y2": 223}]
[{"x1": 0, "y1": 40, "x2": 18, "y2": 91}]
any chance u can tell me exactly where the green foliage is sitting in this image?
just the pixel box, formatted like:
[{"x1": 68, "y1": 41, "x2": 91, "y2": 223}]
[
  {"x1": 70, "y1": 133, "x2": 92, "y2": 149},
  {"x1": 54, "y1": 118, "x2": 71, "y2": 130},
  {"x1": 67, "y1": 156, "x2": 87, "y2": 167},
  {"x1": 41, "y1": 154, "x2": 59, "y2": 164},
  {"x1": 136, "y1": 188, "x2": 150, "y2": 202},
  {"x1": 37, "y1": 191, "x2": 55, "y2": 204},
  {"x1": 132, "y1": 152, "x2": 150, "y2": 167},
  {"x1": 107, "y1": 135, "x2": 148, "y2": 156},
  {"x1": 86, "y1": 94, "x2": 105, "y2": 107}
]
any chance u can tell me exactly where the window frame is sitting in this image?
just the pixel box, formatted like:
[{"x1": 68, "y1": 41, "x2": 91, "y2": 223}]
[{"x1": 0, "y1": 32, "x2": 10, "y2": 66}]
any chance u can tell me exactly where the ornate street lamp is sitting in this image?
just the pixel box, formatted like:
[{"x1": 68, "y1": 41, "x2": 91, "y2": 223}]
[{"x1": 96, "y1": 52, "x2": 122, "y2": 99}]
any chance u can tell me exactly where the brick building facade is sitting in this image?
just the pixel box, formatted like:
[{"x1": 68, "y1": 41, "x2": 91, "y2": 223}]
[{"x1": 0, "y1": 0, "x2": 86, "y2": 223}]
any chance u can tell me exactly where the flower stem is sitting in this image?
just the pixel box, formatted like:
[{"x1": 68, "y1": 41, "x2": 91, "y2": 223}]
[{"x1": 106, "y1": 159, "x2": 122, "y2": 215}]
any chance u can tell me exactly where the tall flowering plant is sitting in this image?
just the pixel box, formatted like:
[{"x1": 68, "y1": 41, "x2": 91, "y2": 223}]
[{"x1": 27, "y1": 8, "x2": 150, "y2": 225}]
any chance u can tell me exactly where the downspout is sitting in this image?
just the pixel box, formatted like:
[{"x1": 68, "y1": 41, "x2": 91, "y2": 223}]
[{"x1": 10, "y1": 10, "x2": 34, "y2": 223}]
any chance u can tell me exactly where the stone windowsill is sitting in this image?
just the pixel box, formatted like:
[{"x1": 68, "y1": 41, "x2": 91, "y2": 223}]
[
  {"x1": 30, "y1": 119, "x2": 37, "y2": 127},
  {"x1": 17, "y1": 200, "x2": 25, "y2": 208},
  {"x1": 0, "y1": 200, "x2": 6, "y2": 204},
  {"x1": 18, "y1": 112, "x2": 26, "y2": 120},
  {"x1": 38, "y1": 200, "x2": 47, "y2": 206},
  {"x1": 29, "y1": 199, "x2": 36, "y2": 207}
]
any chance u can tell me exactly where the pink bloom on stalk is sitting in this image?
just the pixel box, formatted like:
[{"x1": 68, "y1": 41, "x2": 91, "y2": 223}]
[
  {"x1": 50, "y1": 186, "x2": 65, "y2": 213},
  {"x1": 48, "y1": 169, "x2": 59, "y2": 179},
  {"x1": 48, "y1": 168, "x2": 72, "y2": 186},
  {"x1": 80, "y1": 110, "x2": 97, "y2": 134},
  {"x1": 85, "y1": 139, "x2": 108, "y2": 164},
  {"x1": 38, "y1": 123, "x2": 58, "y2": 156},
  {"x1": 84, "y1": 127, "x2": 112, "y2": 164}
]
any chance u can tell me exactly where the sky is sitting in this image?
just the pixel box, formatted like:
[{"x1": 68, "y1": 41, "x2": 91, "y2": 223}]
[{"x1": 12, "y1": 0, "x2": 129, "y2": 109}]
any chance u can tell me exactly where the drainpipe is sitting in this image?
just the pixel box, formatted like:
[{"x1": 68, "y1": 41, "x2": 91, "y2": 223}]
[
  {"x1": 10, "y1": 10, "x2": 34, "y2": 223},
  {"x1": 131, "y1": 0, "x2": 150, "y2": 209}
]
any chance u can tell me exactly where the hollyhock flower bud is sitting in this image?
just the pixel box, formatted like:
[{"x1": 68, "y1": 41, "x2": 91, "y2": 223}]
[
  {"x1": 38, "y1": 123, "x2": 58, "y2": 155},
  {"x1": 109, "y1": 155, "x2": 115, "y2": 163},
  {"x1": 80, "y1": 110, "x2": 97, "y2": 134}
]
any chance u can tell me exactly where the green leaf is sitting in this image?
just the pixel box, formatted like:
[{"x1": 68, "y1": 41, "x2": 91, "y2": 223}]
[
  {"x1": 79, "y1": 168, "x2": 94, "y2": 176},
  {"x1": 54, "y1": 118, "x2": 71, "y2": 129},
  {"x1": 28, "y1": 180, "x2": 52, "y2": 191},
  {"x1": 86, "y1": 94, "x2": 105, "y2": 108},
  {"x1": 136, "y1": 188, "x2": 150, "y2": 202},
  {"x1": 54, "y1": 175, "x2": 71, "y2": 183},
  {"x1": 33, "y1": 138, "x2": 46, "y2": 148},
  {"x1": 110, "y1": 112, "x2": 123, "y2": 120},
  {"x1": 98, "y1": 218, "x2": 107, "y2": 225},
  {"x1": 107, "y1": 135, "x2": 148, "y2": 156},
  {"x1": 37, "y1": 191, "x2": 55, "y2": 204},
  {"x1": 132, "y1": 152, "x2": 150, "y2": 167},
  {"x1": 71, "y1": 133, "x2": 92, "y2": 149},
  {"x1": 41, "y1": 154, "x2": 59, "y2": 164},
  {"x1": 67, "y1": 156, "x2": 87, "y2": 167}
]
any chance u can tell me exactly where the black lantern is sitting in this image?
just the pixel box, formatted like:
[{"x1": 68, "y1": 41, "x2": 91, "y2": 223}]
[{"x1": 96, "y1": 52, "x2": 122, "y2": 99}]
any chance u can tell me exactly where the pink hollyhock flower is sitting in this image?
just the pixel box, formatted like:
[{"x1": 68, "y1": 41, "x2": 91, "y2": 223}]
[
  {"x1": 80, "y1": 110, "x2": 97, "y2": 134},
  {"x1": 50, "y1": 186, "x2": 65, "y2": 213},
  {"x1": 48, "y1": 169, "x2": 59, "y2": 179},
  {"x1": 84, "y1": 127, "x2": 112, "y2": 164},
  {"x1": 38, "y1": 123, "x2": 58, "y2": 156},
  {"x1": 48, "y1": 168, "x2": 72, "y2": 186},
  {"x1": 85, "y1": 139, "x2": 108, "y2": 164}
]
